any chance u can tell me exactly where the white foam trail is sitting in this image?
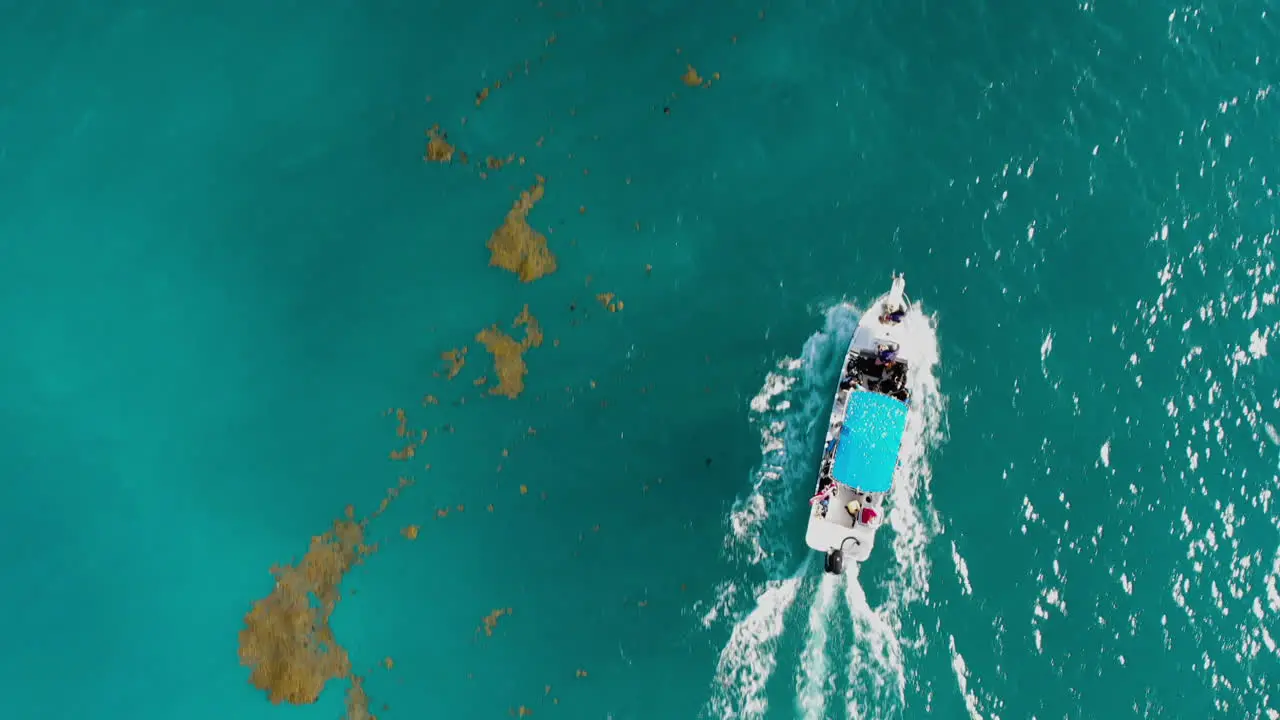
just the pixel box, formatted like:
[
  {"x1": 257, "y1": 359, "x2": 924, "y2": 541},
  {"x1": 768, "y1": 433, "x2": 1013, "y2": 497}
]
[
  {"x1": 887, "y1": 303, "x2": 947, "y2": 609},
  {"x1": 707, "y1": 563, "x2": 809, "y2": 720},
  {"x1": 947, "y1": 635, "x2": 985, "y2": 720},
  {"x1": 796, "y1": 573, "x2": 840, "y2": 719},
  {"x1": 842, "y1": 564, "x2": 907, "y2": 716},
  {"x1": 728, "y1": 306, "x2": 862, "y2": 574},
  {"x1": 709, "y1": 306, "x2": 861, "y2": 719}
]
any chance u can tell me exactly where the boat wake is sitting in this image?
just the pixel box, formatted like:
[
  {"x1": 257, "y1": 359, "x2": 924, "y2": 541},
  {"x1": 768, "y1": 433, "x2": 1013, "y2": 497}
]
[{"x1": 700, "y1": 300, "x2": 946, "y2": 720}]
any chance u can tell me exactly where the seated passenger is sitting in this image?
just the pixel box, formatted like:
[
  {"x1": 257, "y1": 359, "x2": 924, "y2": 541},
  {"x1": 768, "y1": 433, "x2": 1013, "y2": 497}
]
[
  {"x1": 809, "y1": 483, "x2": 837, "y2": 506},
  {"x1": 845, "y1": 499, "x2": 862, "y2": 519},
  {"x1": 860, "y1": 506, "x2": 880, "y2": 525},
  {"x1": 880, "y1": 305, "x2": 906, "y2": 324}
]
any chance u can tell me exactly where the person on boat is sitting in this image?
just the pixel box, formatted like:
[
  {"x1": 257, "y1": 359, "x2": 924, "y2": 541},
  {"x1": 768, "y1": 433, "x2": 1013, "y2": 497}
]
[
  {"x1": 876, "y1": 345, "x2": 897, "y2": 364},
  {"x1": 880, "y1": 305, "x2": 907, "y2": 324},
  {"x1": 845, "y1": 498, "x2": 861, "y2": 520},
  {"x1": 809, "y1": 482, "x2": 837, "y2": 506},
  {"x1": 860, "y1": 505, "x2": 880, "y2": 525}
]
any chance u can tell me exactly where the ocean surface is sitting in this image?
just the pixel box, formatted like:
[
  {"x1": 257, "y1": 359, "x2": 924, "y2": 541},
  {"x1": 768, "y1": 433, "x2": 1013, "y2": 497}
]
[{"x1": 1, "y1": 0, "x2": 1277, "y2": 718}]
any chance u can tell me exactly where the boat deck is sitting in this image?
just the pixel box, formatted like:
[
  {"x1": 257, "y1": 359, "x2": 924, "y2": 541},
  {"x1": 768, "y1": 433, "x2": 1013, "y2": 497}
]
[{"x1": 805, "y1": 484, "x2": 882, "y2": 563}]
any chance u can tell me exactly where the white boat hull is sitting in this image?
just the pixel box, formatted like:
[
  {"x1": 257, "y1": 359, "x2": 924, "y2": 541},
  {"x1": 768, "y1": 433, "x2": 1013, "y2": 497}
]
[{"x1": 805, "y1": 275, "x2": 914, "y2": 574}]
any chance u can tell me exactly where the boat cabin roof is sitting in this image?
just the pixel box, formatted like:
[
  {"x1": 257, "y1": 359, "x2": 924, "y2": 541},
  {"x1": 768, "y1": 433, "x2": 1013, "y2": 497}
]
[{"x1": 832, "y1": 390, "x2": 908, "y2": 493}]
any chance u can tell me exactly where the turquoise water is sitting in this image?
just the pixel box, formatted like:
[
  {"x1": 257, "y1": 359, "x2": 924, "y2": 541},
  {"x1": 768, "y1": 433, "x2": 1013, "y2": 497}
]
[{"x1": 1, "y1": 0, "x2": 1277, "y2": 718}]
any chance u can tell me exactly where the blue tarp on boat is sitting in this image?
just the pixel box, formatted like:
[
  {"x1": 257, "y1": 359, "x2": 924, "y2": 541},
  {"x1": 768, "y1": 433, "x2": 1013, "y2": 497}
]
[{"x1": 832, "y1": 390, "x2": 908, "y2": 493}]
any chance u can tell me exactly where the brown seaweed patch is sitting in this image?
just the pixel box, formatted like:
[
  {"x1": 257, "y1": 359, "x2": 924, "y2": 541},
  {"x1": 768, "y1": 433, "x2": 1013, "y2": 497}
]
[
  {"x1": 681, "y1": 64, "x2": 720, "y2": 89},
  {"x1": 390, "y1": 443, "x2": 417, "y2": 461},
  {"x1": 440, "y1": 347, "x2": 468, "y2": 379},
  {"x1": 594, "y1": 292, "x2": 623, "y2": 312},
  {"x1": 514, "y1": 304, "x2": 544, "y2": 347},
  {"x1": 475, "y1": 304, "x2": 544, "y2": 399},
  {"x1": 425, "y1": 125, "x2": 458, "y2": 163},
  {"x1": 345, "y1": 676, "x2": 376, "y2": 720},
  {"x1": 387, "y1": 408, "x2": 423, "y2": 461},
  {"x1": 486, "y1": 154, "x2": 518, "y2": 170},
  {"x1": 238, "y1": 479, "x2": 412, "y2": 718},
  {"x1": 472, "y1": 34, "x2": 559, "y2": 110},
  {"x1": 478, "y1": 154, "x2": 527, "y2": 181},
  {"x1": 479, "y1": 607, "x2": 513, "y2": 637},
  {"x1": 486, "y1": 176, "x2": 557, "y2": 283}
]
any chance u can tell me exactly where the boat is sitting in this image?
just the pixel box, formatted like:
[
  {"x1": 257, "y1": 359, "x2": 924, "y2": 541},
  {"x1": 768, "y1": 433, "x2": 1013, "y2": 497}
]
[{"x1": 805, "y1": 275, "x2": 913, "y2": 575}]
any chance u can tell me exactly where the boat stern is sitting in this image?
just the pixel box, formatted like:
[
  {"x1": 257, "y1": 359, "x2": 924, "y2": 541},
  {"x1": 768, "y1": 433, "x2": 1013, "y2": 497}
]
[{"x1": 805, "y1": 489, "x2": 878, "y2": 574}]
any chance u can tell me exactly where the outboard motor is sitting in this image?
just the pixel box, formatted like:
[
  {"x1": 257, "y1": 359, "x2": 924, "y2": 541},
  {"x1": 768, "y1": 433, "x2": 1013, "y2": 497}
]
[{"x1": 824, "y1": 549, "x2": 844, "y2": 575}]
